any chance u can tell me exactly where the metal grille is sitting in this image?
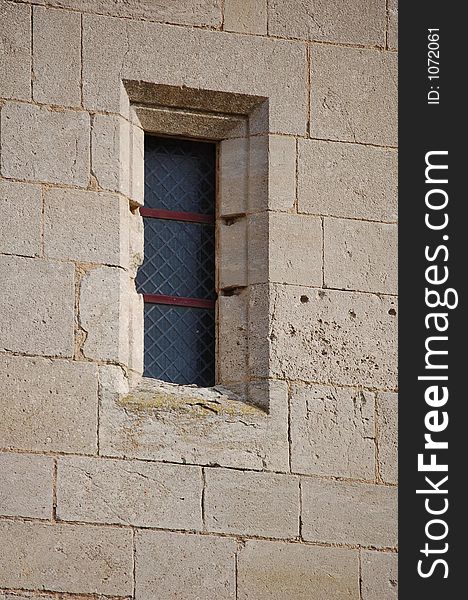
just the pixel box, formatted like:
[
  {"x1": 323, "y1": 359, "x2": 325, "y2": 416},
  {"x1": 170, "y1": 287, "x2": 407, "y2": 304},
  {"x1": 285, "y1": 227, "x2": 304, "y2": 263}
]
[{"x1": 138, "y1": 136, "x2": 216, "y2": 387}]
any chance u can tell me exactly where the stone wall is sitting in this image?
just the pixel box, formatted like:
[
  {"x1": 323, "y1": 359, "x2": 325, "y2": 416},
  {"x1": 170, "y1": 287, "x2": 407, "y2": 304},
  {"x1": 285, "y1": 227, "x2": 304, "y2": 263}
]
[{"x1": 0, "y1": 1, "x2": 398, "y2": 598}]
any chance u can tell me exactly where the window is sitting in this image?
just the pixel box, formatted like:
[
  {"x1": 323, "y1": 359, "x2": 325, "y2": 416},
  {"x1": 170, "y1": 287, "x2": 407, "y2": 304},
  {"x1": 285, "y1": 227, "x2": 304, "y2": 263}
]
[{"x1": 136, "y1": 136, "x2": 216, "y2": 387}]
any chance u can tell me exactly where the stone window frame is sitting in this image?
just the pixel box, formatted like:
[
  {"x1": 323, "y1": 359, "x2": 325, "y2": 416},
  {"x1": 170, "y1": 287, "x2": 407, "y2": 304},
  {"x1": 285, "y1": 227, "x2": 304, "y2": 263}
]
[{"x1": 124, "y1": 81, "x2": 273, "y2": 410}]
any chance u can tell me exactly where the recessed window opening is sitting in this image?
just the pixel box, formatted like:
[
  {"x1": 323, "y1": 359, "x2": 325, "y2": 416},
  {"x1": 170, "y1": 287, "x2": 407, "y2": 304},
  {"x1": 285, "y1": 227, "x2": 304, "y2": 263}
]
[{"x1": 136, "y1": 136, "x2": 216, "y2": 387}]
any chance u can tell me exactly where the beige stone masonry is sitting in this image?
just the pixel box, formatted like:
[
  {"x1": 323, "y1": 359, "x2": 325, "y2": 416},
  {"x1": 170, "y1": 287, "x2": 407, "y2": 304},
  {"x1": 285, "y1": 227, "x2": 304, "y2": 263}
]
[
  {"x1": 0, "y1": 452, "x2": 53, "y2": 519},
  {"x1": 217, "y1": 292, "x2": 248, "y2": 384},
  {"x1": 324, "y1": 218, "x2": 398, "y2": 294},
  {"x1": 32, "y1": 7, "x2": 81, "y2": 107},
  {"x1": 238, "y1": 540, "x2": 360, "y2": 600},
  {"x1": 0, "y1": 521, "x2": 132, "y2": 596},
  {"x1": 377, "y1": 391, "x2": 398, "y2": 484},
  {"x1": 79, "y1": 266, "x2": 130, "y2": 364},
  {"x1": 0, "y1": 103, "x2": 90, "y2": 186},
  {"x1": 98, "y1": 367, "x2": 289, "y2": 471},
  {"x1": 253, "y1": 284, "x2": 397, "y2": 389},
  {"x1": 0, "y1": 255, "x2": 75, "y2": 357},
  {"x1": 224, "y1": 0, "x2": 267, "y2": 35},
  {"x1": 44, "y1": 188, "x2": 130, "y2": 266},
  {"x1": 301, "y1": 477, "x2": 397, "y2": 547},
  {"x1": 23, "y1": 0, "x2": 223, "y2": 28},
  {"x1": 0, "y1": 355, "x2": 98, "y2": 454},
  {"x1": 361, "y1": 549, "x2": 398, "y2": 599},
  {"x1": 57, "y1": 455, "x2": 203, "y2": 530},
  {"x1": 388, "y1": 0, "x2": 398, "y2": 50},
  {"x1": 135, "y1": 530, "x2": 236, "y2": 600},
  {"x1": 298, "y1": 139, "x2": 398, "y2": 222},
  {"x1": 310, "y1": 45, "x2": 397, "y2": 146},
  {"x1": 0, "y1": 181, "x2": 42, "y2": 257},
  {"x1": 290, "y1": 384, "x2": 375, "y2": 480},
  {"x1": 0, "y1": 1, "x2": 31, "y2": 101},
  {"x1": 82, "y1": 15, "x2": 307, "y2": 134},
  {"x1": 268, "y1": 0, "x2": 386, "y2": 46},
  {"x1": 204, "y1": 468, "x2": 299, "y2": 538}
]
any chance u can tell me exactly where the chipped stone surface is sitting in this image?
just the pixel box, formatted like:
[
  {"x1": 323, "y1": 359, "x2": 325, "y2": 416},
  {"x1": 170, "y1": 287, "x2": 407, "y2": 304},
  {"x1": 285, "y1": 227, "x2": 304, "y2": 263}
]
[
  {"x1": 361, "y1": 550, "x2": 398, "y2": 599},
  {"x1": 238, "y1": 540, "x2": 360, "y2": 600},
  {"x1": 0, "y1": 452, "x2": 53, "y2": 519},
  {"x1": 301, "y1": 478, "x2": 397, "y2": 547},
  {"x1": 135, "y1": 530, "x2": 236, "y2": 600},
  {"x1": 33, "y1": 6, "x2": 81, "y2": 106},
  {"x1": 204, "y1": 468, "x2": 299, "y2": 538},
  {"x1": 98, "y1": 367, "x2": 289, "y2": 471},
  {"x1": 377, "y1": 392, "x2": 398, "y2": 484},
  {"x1": 298, "y1": 139, "x2": 398, "y2": 222},
  {"x1": 0, "y1": 1, "x2": 31, "y2": 100},
  {"x1": 255, "y1": 284, "x2": 397, "y2": 389},
  {"x1": 324, "y1": 218, "x2": 398, "y2": 294},
  {"x1": 0, "y1": 181, "x2": 42, "y2": 257},
  {"x1": 0, "y1": 256, "x2": 75, "y2": 357},
  {"x1": 80, "y1": 266, "x2": 130, "y2": 364},
  {"x1": 268, "y1": 0, "x2": 385, "y2": 46},
  {"x1": 57, "y1": 455, "x2": 203, "y2": 530},
  {"x1": 290, "y1": 384, "x2": 375, "y2": 480},
  {"x1": 310, "y1": 45, "x2": 397, "y2": 146},
  {"x1": 0, "y1": 355, "x2": 97, "y2": 454},
  {"x1": 44, "y1": 188, "x2": 129, "y2": 266},
  {"x1": 0, "y1": 103, "x2": 90, "y2": 186},
  {"x1": 0, "y1": 520, "x2": 132, "y2": 595}
]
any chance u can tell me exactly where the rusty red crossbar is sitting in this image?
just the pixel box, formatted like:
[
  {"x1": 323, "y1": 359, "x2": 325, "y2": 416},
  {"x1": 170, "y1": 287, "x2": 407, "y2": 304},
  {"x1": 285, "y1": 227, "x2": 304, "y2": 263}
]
[
  {"x1": 140, "y1": 207, "x2": 214, "y2": 224},
  {"x1": 143, "y1": 294, "x2": 215, "y2": 309}
]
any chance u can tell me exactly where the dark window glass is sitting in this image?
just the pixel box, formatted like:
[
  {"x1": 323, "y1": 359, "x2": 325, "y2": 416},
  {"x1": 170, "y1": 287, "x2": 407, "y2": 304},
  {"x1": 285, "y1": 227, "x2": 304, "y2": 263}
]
[{"x1": 137, "y1": 136, "x2": 216, "y2": 386}]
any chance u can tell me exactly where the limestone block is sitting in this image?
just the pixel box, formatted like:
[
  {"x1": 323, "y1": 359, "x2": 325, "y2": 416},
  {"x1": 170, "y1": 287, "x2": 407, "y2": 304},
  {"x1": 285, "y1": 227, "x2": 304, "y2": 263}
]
[
  {"x1": 57, "y1": 455, "x2": 202, "y2": 530},
  {"x1": 82, "y1": 15, "x2": 307, "y2": 134},
  {"x1": 310, "y1": 45, "x2": 397, "y2": 146},
  {"x1": 269, "y1": 0, "x2": 385, "y2": 46},
  {"x1": 130, "y1": 120, "x2": 144, "y2": 205},
  {"x1": 44, "y1": 188, "x2": 129, "y2": 266},
  {"x1": 224, "y1": 0, "x2": 267, "y2": 35},
  {"x1": 377, "y1": 392, "x2": 398, "y2": 484},
  {"x1": 219, "y1": 137, "x2": 248, "y2": 216},
  {"x1": 0, "y1": 1, "x2": 31, "y2": 100},
  {"x1": 33, "y1": 7, "x2": 81, "y2": 106},
  {"x1": 99, "y1": 367, "x2": 289, "y2": 471},
  {"x1": 301, "y1": 478, "x2": 397, "y2": 547},
  {"x1": 249, "y1": 135, "x2": 296, "y2": 213},
  {"x1": 217, "y1": 292, "x2": 248, "y2": 384},
  {"x1": 298, "y1": 139, "x2": 398, "y2": 222},
  {"x1": 238, "y1": 540, "x2": 360, "y2": 600},
  {"x1": 128, "y1": 285, "x2": 144, "y2": 374},
  {"x1": 0, "y1": 355, "x2": 97, "y2": 453},
  {"x1": 269, "y1": 213, "x2": 322, "y2": 286},
  {"x1": 324, "y1": 218, "x2": 398, "y2": 294},
  {"x1": 262, "y1": 284, "x2": 397, "y2": 389},
  {"x1": 219, "y1": 217, "x2": 247, "y2": 289},
  {"x1": 79, "y1": 266, "x2": 129, "y2": 364},
  {"x1": 35, "y1": 0, "x2": 223, "y2": 27},
  {"x1": 136, "y1": 530, "x2": 236, "y2": 600},
  {"x1": 247, "y1": 213, "x2": 269, "y2": 285},
  {"x1": 0, "y1": 255, "x2": 74, "y2": 357},
  {"x1": 0, "y1": 103, "x2": 90, "y2": 186},
  {"x1": 361, "y1": 550, "x2": 398, "y2": 599},
  {"x1": 0, "y1": 452, "x2": 53, "y2": 519},
  {"x1": 290, "y1": 384, "x2": 375, "y2": 480},
  {"x1": 388, "y1": 0, "x2": 398, "y2": 50},
  {"x1": 0, "y1": 181, "x2": 42, "y2": 257},
  {"x1": 129, "y1": 208, "x2": 144, "y2": 277},
  {"x1": 91, "y1": 114, "x2": 130, "y2": 196},
  {"x1": 0, "y1": 521, "x2": 132, "y2": 596},
  {"x1": 204, "y1": 468, "x2": 300, "y2": 538}
]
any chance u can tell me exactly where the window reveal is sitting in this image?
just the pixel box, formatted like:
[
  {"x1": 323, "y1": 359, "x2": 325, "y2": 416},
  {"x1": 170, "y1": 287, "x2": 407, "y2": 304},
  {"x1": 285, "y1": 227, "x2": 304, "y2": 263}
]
[{"x1": 136, "y1": 136, "x2": 216, "y2": 386}]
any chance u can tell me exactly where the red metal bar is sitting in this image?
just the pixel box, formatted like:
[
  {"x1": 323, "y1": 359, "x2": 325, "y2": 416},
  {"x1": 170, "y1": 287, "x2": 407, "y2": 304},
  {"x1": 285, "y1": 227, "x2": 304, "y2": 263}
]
[
  {"x1": 140, "y1": 207, "x2": 214, "y2": 224},
  {"x1": 143, "y1": 294, "x2": 215, "y2": 309}
]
